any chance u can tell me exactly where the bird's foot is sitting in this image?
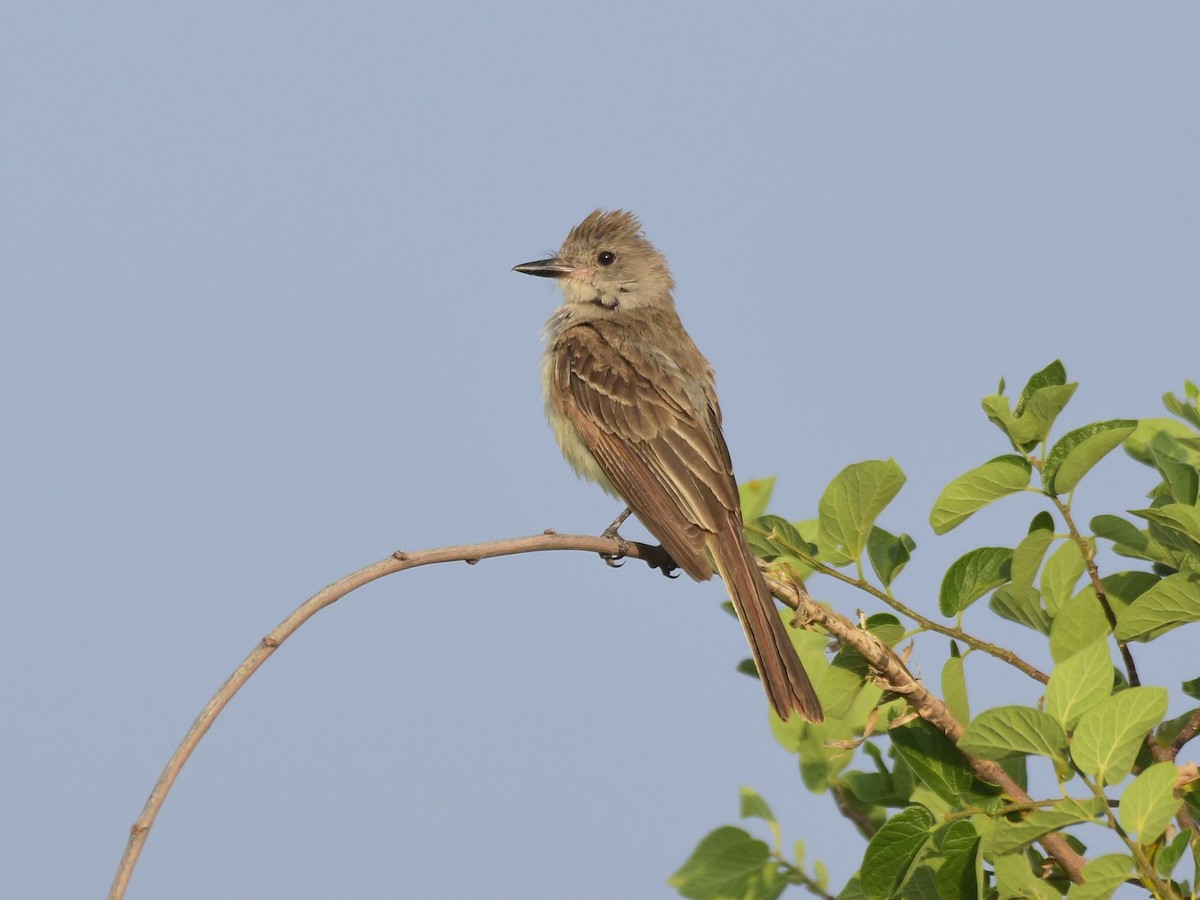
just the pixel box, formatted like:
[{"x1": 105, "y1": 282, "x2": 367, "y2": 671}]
[
  {"x1": 597, "y1": 507, "x2": 679, "y2": 578},
  {"x1": 599, "y1": 507, "x2": 633, "y2": 568},
  {"x1": 646, "y1": 547, "x2": 680, "y2": 579}
]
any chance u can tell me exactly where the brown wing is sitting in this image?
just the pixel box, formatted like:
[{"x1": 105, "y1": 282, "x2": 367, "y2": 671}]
[
  {"x1": 551, "y1": 323, "x2": 740, "y2": 581},
  {"x1": 552, "y1": 321, "x2": 825, "y2": 723}
]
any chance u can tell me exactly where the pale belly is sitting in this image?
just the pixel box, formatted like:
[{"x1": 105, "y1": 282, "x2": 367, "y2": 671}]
[{"x1": 541, "y1": 350, "x2": 619, "y2": 497}]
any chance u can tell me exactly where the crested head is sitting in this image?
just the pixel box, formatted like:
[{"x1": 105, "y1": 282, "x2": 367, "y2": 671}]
[
  {"x1": 562, "y1": 209, "x2": 645, "y2": 250},
  {"x1": 514, "y1": 209, "x2": 676, "y2": 311}
]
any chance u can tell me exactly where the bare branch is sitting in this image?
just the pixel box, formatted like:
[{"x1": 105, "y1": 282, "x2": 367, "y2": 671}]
[{"x1": 108, "y1": 531, "x2": 669, "y2": 900}]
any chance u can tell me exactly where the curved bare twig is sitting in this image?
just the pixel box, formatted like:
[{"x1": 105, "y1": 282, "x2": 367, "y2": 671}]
[{"x1": 108, "y1": 532, "x2": 669, "y2": 899}]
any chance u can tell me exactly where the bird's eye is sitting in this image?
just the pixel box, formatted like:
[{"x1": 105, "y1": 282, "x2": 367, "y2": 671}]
[{"x1": 597, "y1": 251, "x2": 616, "y2": 266}]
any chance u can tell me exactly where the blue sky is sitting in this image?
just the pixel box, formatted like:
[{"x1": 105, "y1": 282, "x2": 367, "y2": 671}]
[{"x1": 3, "y1": 5, "x2": 1198, "y2": 898}]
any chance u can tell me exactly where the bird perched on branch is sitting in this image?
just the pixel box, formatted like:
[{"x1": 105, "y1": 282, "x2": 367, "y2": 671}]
[{"x1": 514, "y1": 210, "x2": 823, "y2": 723}]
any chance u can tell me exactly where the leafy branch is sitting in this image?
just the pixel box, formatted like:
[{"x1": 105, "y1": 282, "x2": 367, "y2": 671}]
[{"x1": 677, "y1": 364, "x2": 1200, "y2": 900}]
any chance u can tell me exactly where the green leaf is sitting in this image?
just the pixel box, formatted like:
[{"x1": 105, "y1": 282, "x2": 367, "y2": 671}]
[
  {"x1": 929, "y1": 455, "x2": 1032, "y2": 535},
  {"x1": 1131, "y1": 503, "x2": 1200, "y2": 550},
  {"x1": 668, "y1": 826, "x2": 778, "y2": 900},
  {"x1": 991, "y1": 797, "x2": 1105, "y2": 855},
  {"x1": 867, "y1": 526, "x2": 915, "y2": 586},
  {"x1": 866, "y1": 613, "x2": 905, "y2": 647},
  {"x1": 1029, "y1": 511, "x2": 1056, "y2": 533},
  {"x1": 1156, "y1": 707, "x2": 1199, "y2": 747},
  {"x1": 739, "y1": 786, "x2": 780, "y2": 849},
  {"x1": 1119, "y1": 762, "x2": 1183, "y2": 844},
  {"x1": 896, "y1": 865, "x2": 940, "y2": 899},
  {"x1": 1152, "y1": 453, "x2": 1200, "y2": 505},
  {"x1": 1101, "y1": 571, "x2": 1159, "y2": 618},
  {"x1": 822, "y1": 648, "x2": 871, "y2": 721},
  {"x1": 739, "y1": 478, "x2": 776, "y2": 522},
  {"x1": 984, "y1": 362, "x2": 1078, "y2": 452},
  {"x1": 1114, "y1": 573, "x2": 1200, "y2": 641},
  {"x1": 1163, "y1": 383, "x2": 1200, "y2": 429},
  {"x1": 1183, "y1": 676, "x2": 1200, "y2": 700},
  {"x1": 1010, "y1": 529, "x2": 1056, "y2": 590},
  {"x1": 1091, "y1": 514, "x2": 1172, "y2": 565},
  {"x1": 1039, "y1": 539, "x2": 1087, "y2": 617},
  {"x1": 1005, "y1": 361, "x2": 1079, "y2": 450},
  {"x1": 746, "y1": 517, "x2": 821, "y2": 580},
  {"x1": 1049, "y1": 589, "x2": 1111, "y2": 662},
  {"x1": 840, "y1": 769, "x2": 908, "y2": 810},
  {"x1": 836, "y1": 874, "x2": 867, "y2": 900},
  {"x1": 992, "y1": 849, "x2": 1060, "y2": 899},
  {"x1": 1071, "y1": 687, "x2": 1169, "y2": 784},
  {"x1": 1015, "y1": 360, "x2": 1068, "y2": 414},
  {"x1": 942, "y1": 655, "x2": 970, "y2": 725},
  {"x1": 1042, "y1": 420, "x2": 1138, "y2": 495},
  {"x1": 981, "y1": 394, "x2": 1017, "y2": 441},
  {"x1": 818, "y1": 460, "x2": 906, "y2": 565},
  {"x1": 1065, "y1": 854, "x2": 1136, "y2": 900},
  {"x1": 1045, "y1": 639, "x2": 1113, "y2": 730},
  {"x1": 890, "y1": 720, "x2": 989, "y2": 804},
  {"x1": 989, "y1": 585, "x2": 1051, "y2": 634},
  {"x1": 936, "y1": 820, "x2": 980, "y2": 900},
  {"x1": 939, "y1": 547, "x2": 1012, "y2": 616},
  {"x1": 957, "y1": 707, "x2": 1068, "y2": 766},
  {"x1": 860, "y1": 806, "x2": 934, "y2": 900},
  {"x1": 745, "y1": 514, "x2": 814, "y2": 561},
  {"x1": 1125, "y1": 417, "x2": 1200, "y2": 465},
  {"x1": 839, "y1": 766, "x2": 913, "y2": 823},
  {"x1": 1017, "y1": 384, "x2": 1079, "y2": 447},
  {"x1": 1157, "y1": 828, "x2": 1192, "y2": 879}
]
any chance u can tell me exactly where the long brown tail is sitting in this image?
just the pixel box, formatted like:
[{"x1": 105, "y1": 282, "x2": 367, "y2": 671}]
[{"x1": 710, "y1": 524, "x2": 824, "y2": 723}]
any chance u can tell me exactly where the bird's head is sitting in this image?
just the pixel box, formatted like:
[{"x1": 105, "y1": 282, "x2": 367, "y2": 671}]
[{"x1": 513, "y1": 209, "x2": 675, "y2": 310}]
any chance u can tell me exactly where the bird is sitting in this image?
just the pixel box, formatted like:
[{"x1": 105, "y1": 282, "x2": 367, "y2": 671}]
[{"x1": 513, "y1": 209, "x2": 823, "y2": 722}]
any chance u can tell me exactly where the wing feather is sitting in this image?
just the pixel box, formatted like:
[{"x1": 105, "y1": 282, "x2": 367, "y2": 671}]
[{"x1": 551, "y1": 324, "x2": 739, "y2": 580}]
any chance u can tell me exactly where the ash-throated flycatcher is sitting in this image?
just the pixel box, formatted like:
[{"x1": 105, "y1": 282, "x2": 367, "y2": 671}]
[{"x1": 513, "y1": 210, "x2": 823, "y2": 722}]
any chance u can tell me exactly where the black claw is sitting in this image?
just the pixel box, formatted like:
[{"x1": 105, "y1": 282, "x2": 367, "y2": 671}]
[{"x1": 651, "y1": 556, "x2": 680, "y2": 578}]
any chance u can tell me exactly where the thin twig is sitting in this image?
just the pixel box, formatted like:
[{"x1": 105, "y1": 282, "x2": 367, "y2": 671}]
[
  {"x1": 108, "y1": 532, "x2": 671, "y2": 900},
  {"x1": 742, "y1": 522, "x2": 1048, "y2": 684},
  {"x1": 777, "y1": 858, "x2": 838, "y2": 900},
  {"x1": 1078, "y1": 769, "x2": 1179, "y2": 899},
  {"x1": 828, "y1": 784, "x2": 880, "y2": 840},
  {"x1": 1040, "y1": 477, "x2": 1140, "y2": 687},
  {"x1": 810, "y1": 561, "x2": 1050, "y2": 684},
  {"x1": 1169, "y1": 708, "x2": 1200, "y2": 757}
]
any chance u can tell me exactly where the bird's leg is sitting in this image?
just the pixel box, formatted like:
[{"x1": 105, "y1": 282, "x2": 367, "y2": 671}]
[
  {"x1": 597, "y1": 508, "x2": 680, "y2": 578},
  {"x1": 601, "y1": 507, "x2": 634, "y2": 540},
  {"x1": 599, "y1": 507, "x2": 633, "y2": 567}
]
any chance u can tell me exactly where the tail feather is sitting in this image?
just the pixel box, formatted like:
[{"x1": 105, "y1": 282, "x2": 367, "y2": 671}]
[{"x1": 710, "y1": 525, "x2": 824, "y2": 723}]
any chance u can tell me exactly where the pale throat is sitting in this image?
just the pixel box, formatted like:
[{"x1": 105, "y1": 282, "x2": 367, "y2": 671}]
[{"x1": 558, "y1": 273, "x2": 610, "y2": 308}]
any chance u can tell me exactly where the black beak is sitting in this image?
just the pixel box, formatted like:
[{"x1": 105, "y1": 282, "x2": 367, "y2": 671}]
[{"x1": 513, "y1": 259, "x2": 575, "y2": 278}]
